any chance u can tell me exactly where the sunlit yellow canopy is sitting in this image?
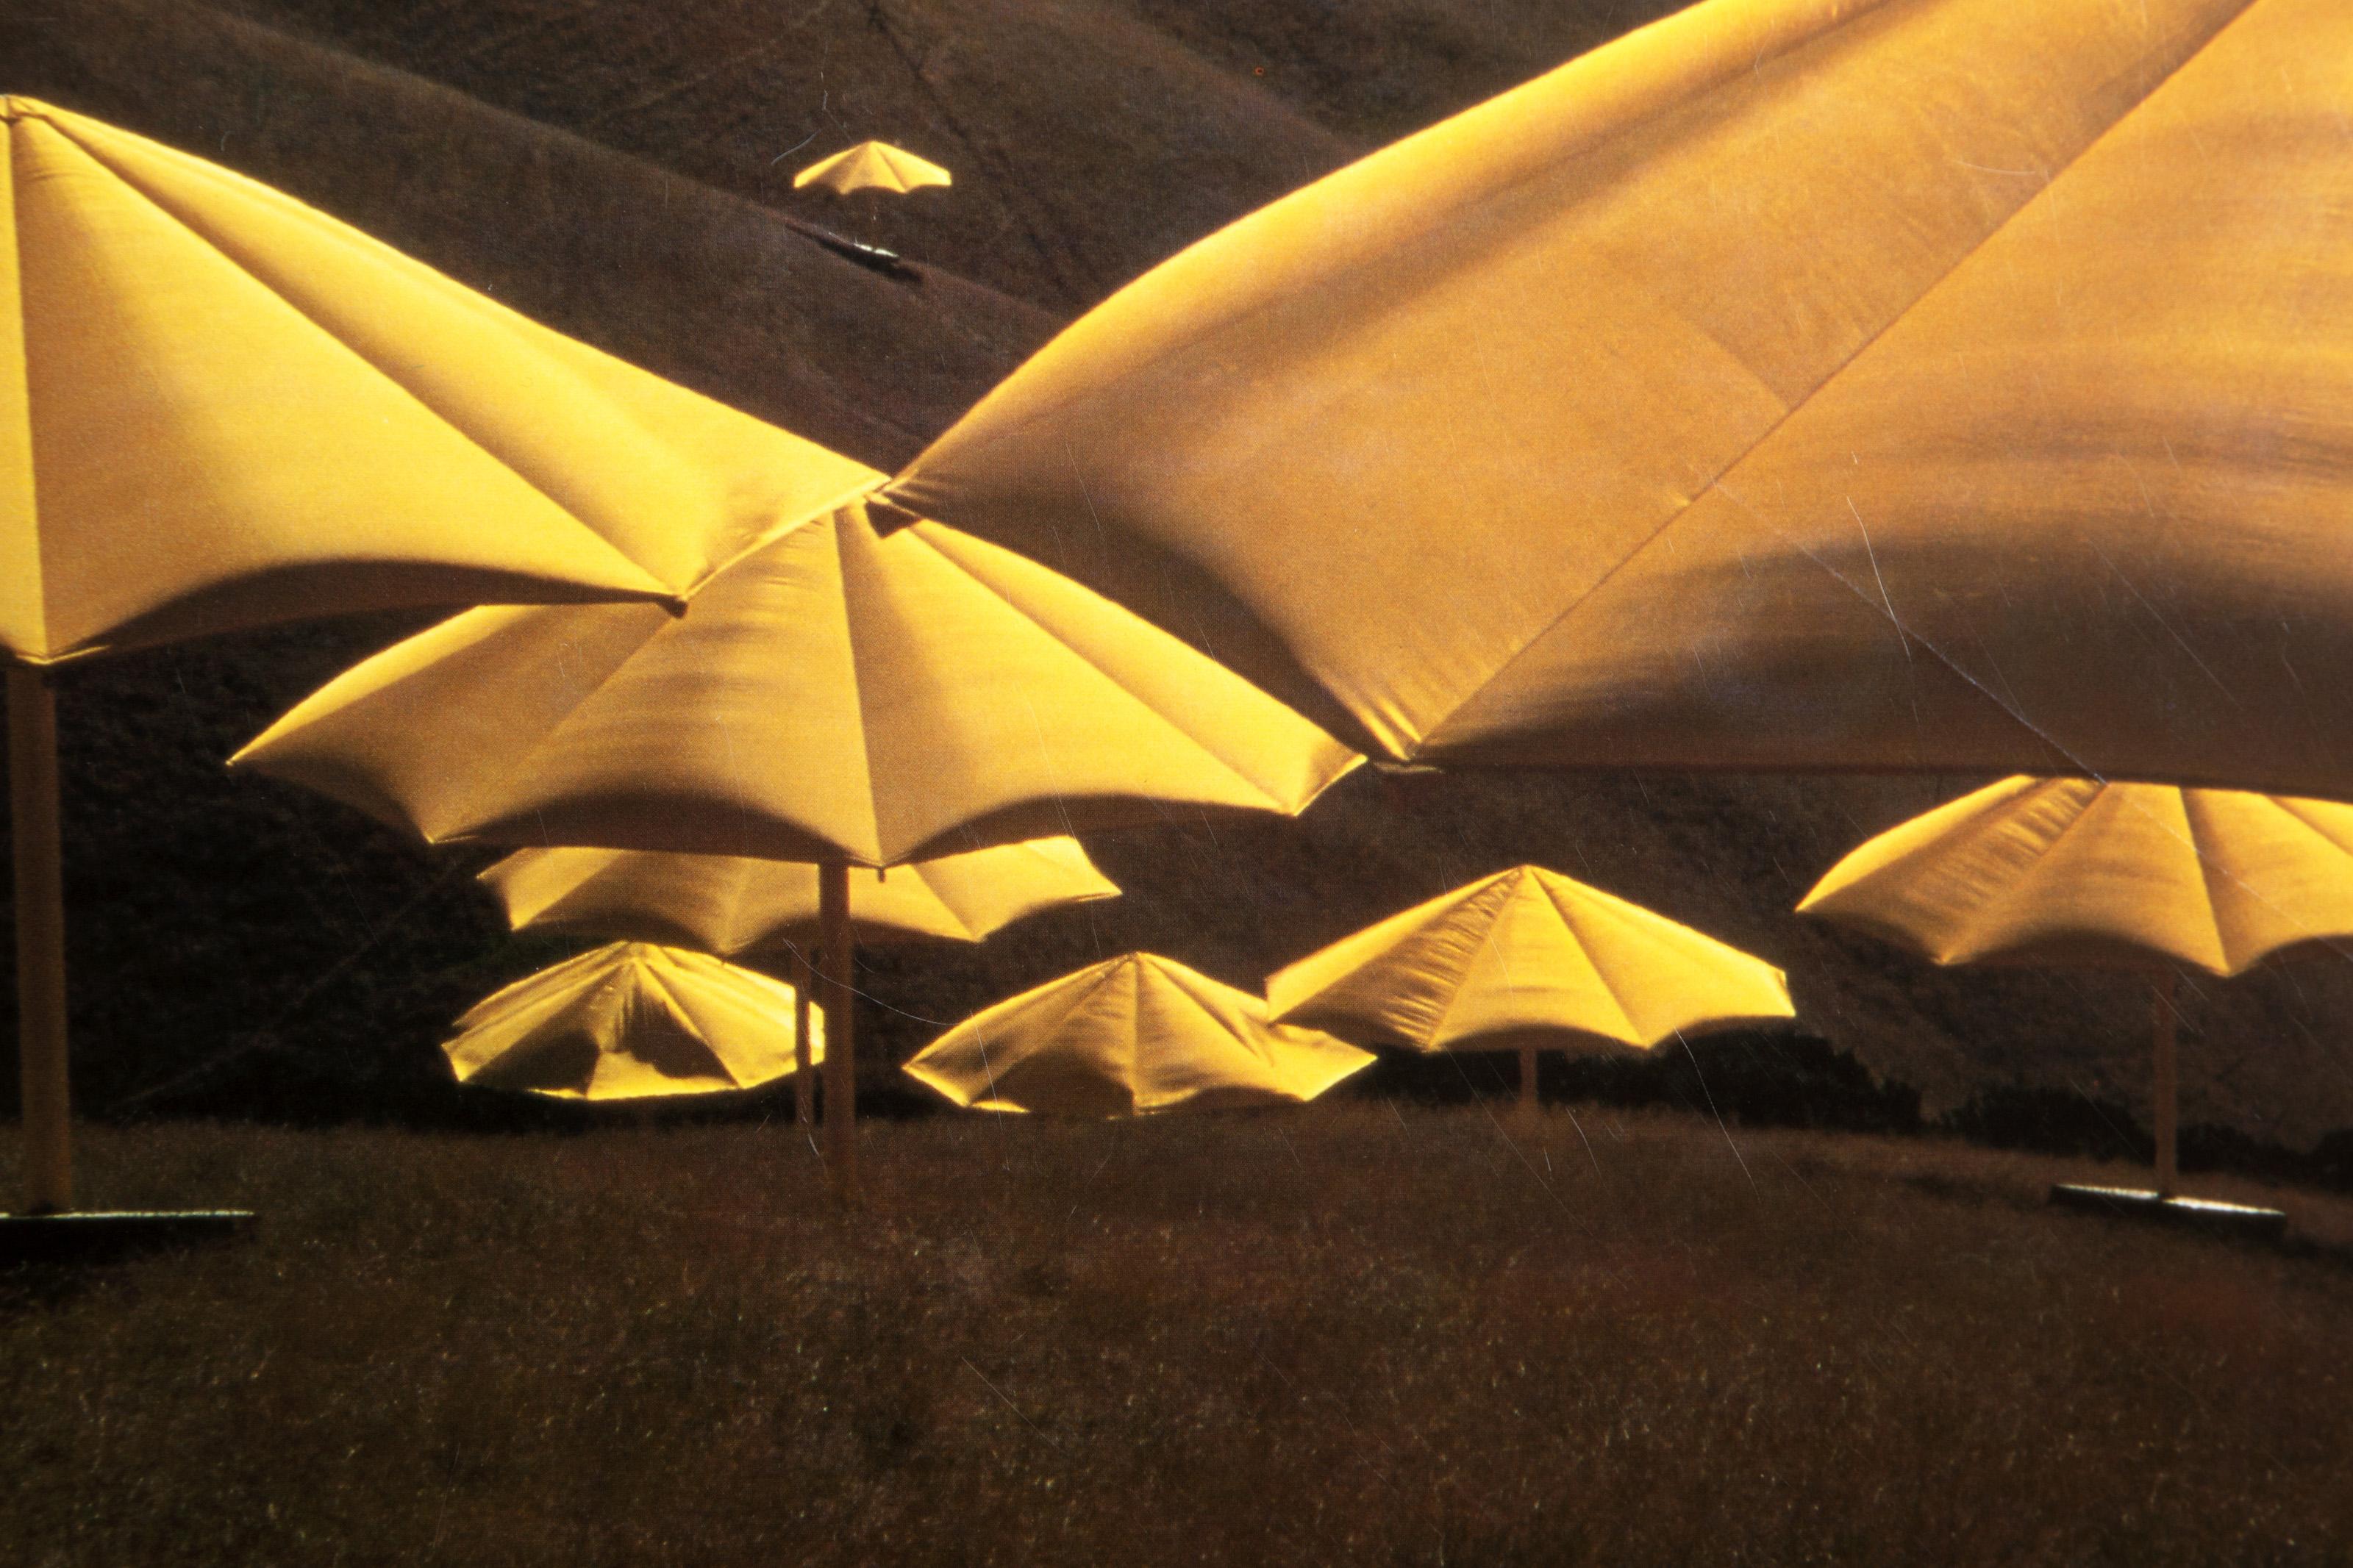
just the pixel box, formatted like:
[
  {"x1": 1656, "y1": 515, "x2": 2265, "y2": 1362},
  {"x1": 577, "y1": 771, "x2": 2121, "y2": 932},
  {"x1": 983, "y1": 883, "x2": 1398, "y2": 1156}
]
[
  {"x1": 443, "y1": 941, "x2": 821, "y2": 1100},
  {"x1": 1267, "y1": 864, "x2": 1794, "y2": 1053},
  {"x1": 792, "y1": 141, "x2": 952, "y2": 197},
  {"x1": 1797, "y1": 777, "x2": 2353, "y2": 979},
  {"x1": 230, "y1": 493, "x2": 1358, "y2": 867},
  {"x1": 904, "y1": 951, "x2": 1372, "y2": 1117},
  {"x1": 0, "y1": 96, "x2": 876, "y2": 664},
  {"x1": 479, "y1": 836, "x2": 1119, "y2": 953},
  {"x1": 890, "y1": 0, "x2": 2353, "y2": 795}
]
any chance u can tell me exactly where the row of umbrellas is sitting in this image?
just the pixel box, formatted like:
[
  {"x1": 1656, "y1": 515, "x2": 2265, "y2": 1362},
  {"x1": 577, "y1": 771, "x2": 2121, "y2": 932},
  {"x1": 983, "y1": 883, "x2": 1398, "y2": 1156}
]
[
  {"x1": 437, "y1": 769, "x2": 2353, "y2": 1223},
  {"x1": 13, "y1": 0, "x2": 2353, "y2": 1217}
]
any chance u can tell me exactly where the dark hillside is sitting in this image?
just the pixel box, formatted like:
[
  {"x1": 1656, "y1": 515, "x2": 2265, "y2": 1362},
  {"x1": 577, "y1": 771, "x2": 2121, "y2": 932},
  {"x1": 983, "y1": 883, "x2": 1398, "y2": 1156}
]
[
  {"x1": 4, "y1": 0, "x2": 2352, "y2": 1154},
  {"x1": 3, "y1": 0, "x2": 1060, "y2": 468}
]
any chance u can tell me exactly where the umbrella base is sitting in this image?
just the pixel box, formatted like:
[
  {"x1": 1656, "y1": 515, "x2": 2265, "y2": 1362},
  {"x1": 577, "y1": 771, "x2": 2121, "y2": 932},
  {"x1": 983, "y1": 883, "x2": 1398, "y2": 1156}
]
[
  {"x1": 0, "y1": 1210, "x2": 256, "y2": 1267},
  {"x1": 2047, "y1": 1184, "x2": 2286, "y2": 1240}
]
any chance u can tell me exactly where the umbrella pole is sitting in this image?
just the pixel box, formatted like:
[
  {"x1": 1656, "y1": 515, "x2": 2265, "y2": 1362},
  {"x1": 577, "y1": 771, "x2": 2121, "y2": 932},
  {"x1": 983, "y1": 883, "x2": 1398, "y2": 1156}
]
[
  {"x1": 819, "y1": 862, "x2": 857, "y2": 1205},
  {"x1": 792, "y1": 946, "x2": 815, "y2": 1128},
  {"x1": 10, "y1": 664, "x2": 71, "y2": 1214},
  {"x1": 1518, "y1": 1039, "x2": 1538, "y2": 1114},
  {"x1": 2152, "y1": 967, "x2": 2179, "y2": 1198}
]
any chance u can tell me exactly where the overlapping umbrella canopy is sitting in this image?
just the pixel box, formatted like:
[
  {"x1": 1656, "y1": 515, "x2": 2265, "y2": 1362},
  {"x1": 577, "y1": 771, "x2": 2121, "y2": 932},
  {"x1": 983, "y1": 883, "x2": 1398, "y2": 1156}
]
[
  {"x1": 904, "y1": 952, "x2": 1372, "y2": 1117},
  {"x1": 1268, "y1": 865, "x2": 1794, "y2": 1106},
  {"x1": 793, "y1": 140, "x2": 953, "y2": 197},
  {"x1": 233, "y1": 482, "x2": 1357, "y2": 1198},
  {"x1": 444, "y1": 942, "x2": 819, "y2": 1101},
  {"x1": 1, "y1": 97, "x2": 873, "y2": 1219},
  {"x1": 479, "y1": 837, "x2": 1119, "y2": 954},
  {"x1": 888, "y1": 0, "x2": 2353, "y2": 798}
]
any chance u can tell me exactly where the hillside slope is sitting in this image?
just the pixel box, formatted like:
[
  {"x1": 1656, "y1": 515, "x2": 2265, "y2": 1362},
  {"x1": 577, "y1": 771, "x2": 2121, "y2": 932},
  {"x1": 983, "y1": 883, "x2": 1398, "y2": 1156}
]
[{"x1": 4, "y1": 0, "x2": 2351, "y2": 1149}]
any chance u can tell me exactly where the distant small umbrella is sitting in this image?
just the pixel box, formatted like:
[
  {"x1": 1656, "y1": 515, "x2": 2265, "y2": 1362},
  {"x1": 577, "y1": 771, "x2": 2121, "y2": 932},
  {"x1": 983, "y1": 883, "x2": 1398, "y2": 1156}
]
[
  {"x1": 904, "y1": 953, "x2": 1373, "y2": 1117},
  {"x1": 445, "y1": 942, "x2": 819, "y2": 1102},
  {"x1": 793, "y1": 141, "x2": 952, "y2": 197},
  {"x1": 1799, "y1": 776, "x2": 2353, "y2": 1200},
  {"x1": 1267, "y1": 865, "x2": 1795, "y2": 1110}
]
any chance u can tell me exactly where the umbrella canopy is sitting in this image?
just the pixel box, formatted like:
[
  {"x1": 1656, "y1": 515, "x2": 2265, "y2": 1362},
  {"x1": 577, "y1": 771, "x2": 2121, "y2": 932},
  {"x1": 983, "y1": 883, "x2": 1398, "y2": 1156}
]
[
  {"x1": 233, "y1": 485, "x2": 1357, "y2": 1200},
  {"x1": 888, "y1": 0, "x2": 2353, "y2": 796},
  {"x1": 230, "y1": 493, "x2": 1358, "y2": 867},
  {"x1": 444, "y1": 941, "x2": 821, "y2": 1100},
  {"x1": 479, "y1": 836, "x2": 1120, "y2": 953},
  {"x1": 1, "y1": 96, "x2": 874, "y2": 664},
  {"x1": 1267, "y1": 865, "x2": 1796, "y2": 1054},
  {"x1": 1797, "y1": 777, "x2": 2353, "y2": 979},
  {"x1": 903, "y1": 952, "x2": 1373, "y2": 1117},
  {"x1": 793, "y1": 141, "x2": 953, "y2": 197}
]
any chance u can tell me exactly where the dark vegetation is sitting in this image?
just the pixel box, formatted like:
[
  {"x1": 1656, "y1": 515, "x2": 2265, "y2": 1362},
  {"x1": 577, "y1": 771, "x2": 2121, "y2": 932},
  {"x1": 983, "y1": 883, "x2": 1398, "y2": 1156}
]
[
  {"x1": 6, "y1": 1109, "x2": 2351, "y2": 1566},
  {"x1": 4, "y1": 1, "x2": 2353, "y2": 1168}
]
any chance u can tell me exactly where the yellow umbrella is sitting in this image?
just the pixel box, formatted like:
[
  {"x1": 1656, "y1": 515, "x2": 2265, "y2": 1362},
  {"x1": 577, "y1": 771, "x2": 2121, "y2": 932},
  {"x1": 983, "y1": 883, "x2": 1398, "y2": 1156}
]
[
  {"x1": 889, "y1": 0, "x2": 2353, "y2": 796},
  {"x1": 1799, "y1": 776, "x2": 2353, "y2": 1200},
  {"x1": 234, "y1": 489, "x2": 1359, "y2": 1198},
  {"x1": 792, "y1": 141, "x2": 953, "y2": 197},
  {"x1": 1267, "y1": 865, "x2": 1795, "y2": 1110},
  {"x1": 2, "y1": 98, "x2": 869, "y2": 1222},
  {"x1": 477, "y1": 836, "x2": 1120, "y2": 1125},
  {"x1": 479, "y1": 837, "x2": 1118, "y2": 954},
  {"x1": 903, "y1": 952, "x2": 1373, "y2": 1117},
  {"x1": 443, "y1": 942, "x2": 820, "y2": 1101}
]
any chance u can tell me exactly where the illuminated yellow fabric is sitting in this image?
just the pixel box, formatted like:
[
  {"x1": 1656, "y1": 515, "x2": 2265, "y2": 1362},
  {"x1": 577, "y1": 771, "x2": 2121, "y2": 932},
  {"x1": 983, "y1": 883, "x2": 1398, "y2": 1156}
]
[
  {"x1": 1798, "y1": 777, "x2": 2353, "y2": 978},
  {"x1": 232, "y1": 496, "x2": 1358, "y2": 867},
  {"x1": 890, "y1": 0, "x2": 2353, "y2": 796},
  {"x1": 904, "y1": 952, "x2": 1371, "y2": 1117},
  {"x1": 443, "y1": 941, "x2": 820, "y2": 1100},
  {"x1": 792, "y1": 141, "x2": 952, "y2": 196},
  {"x1": 479, "y1": 836, "x2": 1118, "y2": 953},
  {"x1": 1266, "y1": 864, "x2": 1793, "y2": 1053},
  {"x1": 0, "y1": 97, "x2": 876, "y2": 664}
]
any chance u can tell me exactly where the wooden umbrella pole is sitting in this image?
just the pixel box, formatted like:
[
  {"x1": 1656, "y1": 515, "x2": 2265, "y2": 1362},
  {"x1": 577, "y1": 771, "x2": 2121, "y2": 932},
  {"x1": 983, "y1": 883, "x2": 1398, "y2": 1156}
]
[
  {"x1": 819, "y1": 862, "x2": 857, "y2": 1205},
  {"x1": 791, "y1": 945, "x2": 815, "y2": 1128},
  {"x1": 2152, "y1": 967, "x2": 2179, "y2": 1198},
  {"x1": 1518, "y1": 1038, "x2": 1538, "y2": 1113},
  {"x1": 10, "y1": 663, "x2": 72, "y2": 1214}
]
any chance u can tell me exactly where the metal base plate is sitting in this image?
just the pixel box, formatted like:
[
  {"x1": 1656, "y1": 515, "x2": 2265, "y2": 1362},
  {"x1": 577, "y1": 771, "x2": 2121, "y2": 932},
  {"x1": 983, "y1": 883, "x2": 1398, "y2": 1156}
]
[
  {"x1": 0, "y1": 1210, "x2": 255, "y2": 1267},
  {"x1": 2048, "y1": 1183, "x2": 2288, "y2": 1240}
]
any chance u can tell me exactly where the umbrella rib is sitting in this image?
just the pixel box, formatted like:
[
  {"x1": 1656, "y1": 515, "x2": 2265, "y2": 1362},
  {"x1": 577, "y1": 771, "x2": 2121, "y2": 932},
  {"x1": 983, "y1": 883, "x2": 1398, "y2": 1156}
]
[
  {"x1": 905, "y1": 526, "x2": 1326, "y2": 806},
  {"x1": 1534, "y1": 876, "x2": 1645, "y2": 1045},
  {"x1": 1413, "y1": 0, "x2": 2264, "y2": 755},
  {"x1": 36, "y1": 116, "x2": 661, "y2": 585}
]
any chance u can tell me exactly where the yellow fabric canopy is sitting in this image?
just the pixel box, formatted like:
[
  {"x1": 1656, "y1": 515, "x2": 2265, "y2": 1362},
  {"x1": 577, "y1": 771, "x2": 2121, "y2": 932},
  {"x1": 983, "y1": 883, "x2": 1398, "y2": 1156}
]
[
  {"x1": 1266, "y1": 864, "x2": 1794, "y2": 1053},
  {"x1": 904, "y1": 952, "x2": 1372, "y2": 1117},
  {"x1": 479, "y1": 836, "x2": 1119, "y2": 953},
  {"x1": 0, "y1": 96, "x2": 877, "y2": 664},
  {"x1": 890, "y1": 0, "x2": 2353, "y2": 797},
  {"x1": 443, "y1": 941, "x2": 820, "y2": 1100},
  {"x1": 793, "y1": 141, "x2": 952, "y2": 197},
  {"x1": 1796, "y1": 777, "x2": 2353, "y2": 979},
  {"x1": 231, "y1": 494, "x2": 1357, "y2": 867}
]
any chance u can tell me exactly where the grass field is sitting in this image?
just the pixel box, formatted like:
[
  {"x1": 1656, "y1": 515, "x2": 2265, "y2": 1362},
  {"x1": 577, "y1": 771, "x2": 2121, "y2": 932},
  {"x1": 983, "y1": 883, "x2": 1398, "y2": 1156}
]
[{"x1": 6, "y1": 1106, "x2": 2351, "y2": 1565}]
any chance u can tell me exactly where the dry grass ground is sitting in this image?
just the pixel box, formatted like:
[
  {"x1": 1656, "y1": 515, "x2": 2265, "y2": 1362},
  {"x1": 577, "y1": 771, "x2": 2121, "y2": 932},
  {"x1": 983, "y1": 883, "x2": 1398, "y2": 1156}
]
[{"x1": 6, "y1": 1106, "x2": 2351, "y2": 1566}]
